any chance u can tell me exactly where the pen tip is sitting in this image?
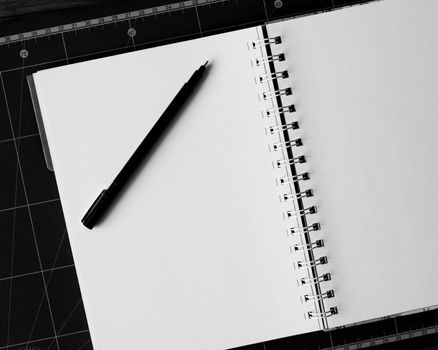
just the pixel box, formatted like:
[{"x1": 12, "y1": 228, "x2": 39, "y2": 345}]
[{"x1": 204, "y1": 60, "x2": 209, "y2": 67}]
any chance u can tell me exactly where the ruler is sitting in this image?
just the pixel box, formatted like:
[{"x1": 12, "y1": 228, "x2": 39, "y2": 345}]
[
  {"x1": 330, "y1": 325, "x2": 438, "y2": 350},
  {"x1": 0, "y1": 0, "x2": 227, "y2": 45}
]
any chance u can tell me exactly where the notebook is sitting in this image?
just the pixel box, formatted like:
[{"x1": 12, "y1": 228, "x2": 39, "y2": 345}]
[{"x1": 28, "y1": 0, "x2": 438, "y2": 348}]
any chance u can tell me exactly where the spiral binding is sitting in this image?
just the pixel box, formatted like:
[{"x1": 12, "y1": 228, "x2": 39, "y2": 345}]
[
  {"x1": 283, "y1": 188, "x2": 313, "y2": 201},
  {"x1": 294, "y1": 239, "x2": 324, "y2": 252},
  {"x1": 255, "y1": 53, "x2": 285, "y2": 66},
  {"x1": 266, "y1": 104, "x2": 296, "y2": 118},
  {"x1": 251, "y1": 27, "x2": 338, "y2": 328},
  {"x1": 308, "y1": 307, "x2": 339, "y2": 319},
  {"x1": 279, "y1": 172, "x2": 309, "y2": 185},
  {"x1": 287, "y1": 205, "x2": 317, "y2": 218},
  {"x1": 273, "y1": 138, "x2": 302, "y2": 151},
  {"x1": 276, "y1": 155, "x2": 306, "y2": 168},
  {"x1": 251, "y1": 36, "x2": 282, "y2": 48},
  {"x1": 263, "y1": 87, "x2": 292, "y2": 100},
  {"x1": 296, "y1": 256, "x2": 328, "y2": 268},
  {"x1": 304, "y1": 289, "x2": 334, "y2": 302},
  {"x1": 301, "y1": 272, "x2": 331, "y2": 285},
  {"x1": 290, "y1": 222, "x2": 320, "y2": 235},
  {"x1": 259, "y1": 70, "x2": 289, "y2": 83},
  {"x1": 270, "y1": 121, "x2": 299, "y2": 135}
]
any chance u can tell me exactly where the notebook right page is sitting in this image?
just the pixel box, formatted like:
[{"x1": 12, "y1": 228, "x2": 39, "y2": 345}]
[{"x1": 268, "y1": 0, "x2": 438, "y2": 328}]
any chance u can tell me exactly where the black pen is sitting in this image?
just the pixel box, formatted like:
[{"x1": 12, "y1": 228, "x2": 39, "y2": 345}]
[{"x1": 81, "y1": 61, "x2": 209, "y2": 229}]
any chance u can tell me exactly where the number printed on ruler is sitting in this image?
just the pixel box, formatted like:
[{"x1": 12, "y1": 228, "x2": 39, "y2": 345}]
[{"x1": 0, "y1": 0, "x2": 226, "y2": 45}]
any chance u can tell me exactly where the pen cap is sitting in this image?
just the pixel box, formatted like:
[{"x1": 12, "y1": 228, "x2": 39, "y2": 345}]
[{"x1": 82, "y1": 189, "x2": 109, "y2": 229}]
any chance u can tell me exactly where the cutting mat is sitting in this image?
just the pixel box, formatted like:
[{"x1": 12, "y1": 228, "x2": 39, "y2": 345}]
[{"x1": 1, "y1": 0, "x2": 438, "y2": 349}]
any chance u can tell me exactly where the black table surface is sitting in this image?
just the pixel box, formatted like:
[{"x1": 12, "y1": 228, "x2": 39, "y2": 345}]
[{"x1": 1, "y1": 1, "x2": 438, "y2": 350}]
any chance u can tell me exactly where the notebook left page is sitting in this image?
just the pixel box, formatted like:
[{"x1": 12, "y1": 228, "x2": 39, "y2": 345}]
[{"x1": 33, "y1": 28, "x2": 319, "y2": 349}]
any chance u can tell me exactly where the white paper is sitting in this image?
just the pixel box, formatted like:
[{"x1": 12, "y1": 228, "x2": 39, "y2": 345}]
[
  {"x1": 33, "y1": 28, "x2": 319, "y2": 350},
  {"x1": 268, "y1": 0, "x2": 438, "y2": 329}
]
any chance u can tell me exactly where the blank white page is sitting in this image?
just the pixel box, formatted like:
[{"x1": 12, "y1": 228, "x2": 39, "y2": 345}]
[
  {"x1": 33, "y1": 28, "x2": 319, "y2": 349},
  {"x1": 268, "y1": 0, "x2": 438, "y2": 328}
]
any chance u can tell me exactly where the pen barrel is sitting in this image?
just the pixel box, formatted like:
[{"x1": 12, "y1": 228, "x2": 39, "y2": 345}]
[
  {"x1": 82, "y1": 63, "x2": 207, "y2": 229},
  {"x1": 114, "y1": 65, "x2": 206, "y2": 185}
]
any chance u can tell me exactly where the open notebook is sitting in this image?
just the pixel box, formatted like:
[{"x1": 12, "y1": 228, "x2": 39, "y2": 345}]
[{"x1": 29, "y1": 0, "x2": 438, "y2": 348}]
